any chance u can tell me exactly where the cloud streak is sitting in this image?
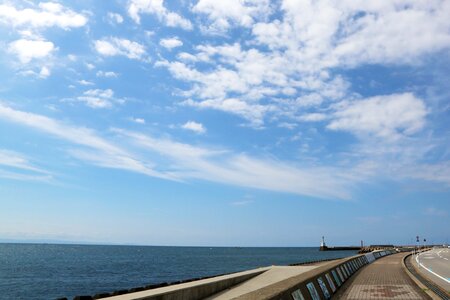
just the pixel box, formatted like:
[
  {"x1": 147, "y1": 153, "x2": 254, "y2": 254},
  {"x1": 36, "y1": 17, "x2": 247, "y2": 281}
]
[
  {"x1": 117, "y1": 129, "x2": 354, "y2": 199},
  {"x1": 0, "y1": 103, "x2": 171, "y2": 181},
  {"x1": 0, "y1": 103, "x2": 356, "y2": 199},
  {"x1": 0, "y1": 103, "x2": 447, "y2": 199},
  {"x1": 0, "y1": 149, "x2": 52, "y2": 182}
]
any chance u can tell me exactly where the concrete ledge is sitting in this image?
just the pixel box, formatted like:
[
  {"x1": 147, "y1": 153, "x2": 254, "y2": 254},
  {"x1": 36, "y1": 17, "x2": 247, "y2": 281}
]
[
  {"x1": 237, "y1": 255, "x2": 367, "y2": 299},
  {"x1": 103, "y1": 267, "x2": 270, "y2": 300}
]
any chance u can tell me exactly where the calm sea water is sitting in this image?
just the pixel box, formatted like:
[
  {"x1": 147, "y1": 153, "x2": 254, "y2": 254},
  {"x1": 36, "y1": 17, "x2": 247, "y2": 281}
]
[{"x1": 0, "y1": 243, "x2": 357, "y2": 299}]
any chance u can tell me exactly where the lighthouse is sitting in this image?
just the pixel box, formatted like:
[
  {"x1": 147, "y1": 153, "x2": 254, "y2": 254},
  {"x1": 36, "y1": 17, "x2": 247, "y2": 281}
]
[{"x1": 320, "y1": 236, "x2": 328, "y2": 251}]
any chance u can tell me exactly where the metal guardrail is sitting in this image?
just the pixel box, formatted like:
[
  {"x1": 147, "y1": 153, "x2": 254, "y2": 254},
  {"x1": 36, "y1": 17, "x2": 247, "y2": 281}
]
[{"x1": 404, "y1": 253, "x2": 449, "y2": 300}]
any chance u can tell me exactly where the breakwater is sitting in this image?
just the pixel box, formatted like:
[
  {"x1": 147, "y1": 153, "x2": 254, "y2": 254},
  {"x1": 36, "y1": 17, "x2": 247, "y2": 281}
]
[{"x1": 319, "y1": 245, "x2": 361, "y2": 251}]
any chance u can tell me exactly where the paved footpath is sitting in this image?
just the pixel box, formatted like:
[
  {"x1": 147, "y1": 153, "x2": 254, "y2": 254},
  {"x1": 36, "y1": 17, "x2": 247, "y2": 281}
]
[{"x1": 333, "y1": 252, "x2": 430, "y2": 299}]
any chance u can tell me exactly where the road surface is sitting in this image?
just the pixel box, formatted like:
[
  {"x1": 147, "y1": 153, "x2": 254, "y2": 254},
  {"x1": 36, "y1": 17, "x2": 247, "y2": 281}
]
[{"x1": 415, "y1": 247, "x2": 450, "y2": 292}]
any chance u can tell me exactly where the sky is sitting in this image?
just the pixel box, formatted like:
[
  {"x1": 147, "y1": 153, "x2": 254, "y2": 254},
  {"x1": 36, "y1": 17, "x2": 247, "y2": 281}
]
[{"x1": 0, "y1": 0, "x2": 449, "y2": 247}]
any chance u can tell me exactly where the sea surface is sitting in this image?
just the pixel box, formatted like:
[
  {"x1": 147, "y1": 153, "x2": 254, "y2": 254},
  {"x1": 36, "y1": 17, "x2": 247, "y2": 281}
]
[{"x1": 0, "y1": 243, "x2": 357, "y2": 299}]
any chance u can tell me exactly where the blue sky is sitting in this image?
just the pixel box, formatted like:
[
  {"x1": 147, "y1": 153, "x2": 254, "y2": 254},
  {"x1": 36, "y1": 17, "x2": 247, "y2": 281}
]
[{"x1": 0, "y1": 0, "x2": 449, "y2": 247}]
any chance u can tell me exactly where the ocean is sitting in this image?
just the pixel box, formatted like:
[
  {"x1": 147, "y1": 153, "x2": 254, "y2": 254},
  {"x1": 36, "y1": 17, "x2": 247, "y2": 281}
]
[{"x1": 0, "y1": 243, "x2": 357, "y2": 299}]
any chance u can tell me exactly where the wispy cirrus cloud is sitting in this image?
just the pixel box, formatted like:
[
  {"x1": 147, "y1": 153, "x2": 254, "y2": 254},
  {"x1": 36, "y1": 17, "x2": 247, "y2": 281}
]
[
  {"x1": 0, "y1": 103, "x2": 172, "y2": 181},
  {"x1": 0, "y1": 103, "x2": 354, "y2": 199},
  {"x1": 0, "y1": 149, "x2": 48, "y2": 174},
  {"x1": 1, "y1": 103, "x2": 449, "y2": 199},
  {"x1": 116, "y1": 129, "x2": 354, "y2": 199},
  {"x1": 0, "y1": 149, "x2": 51, "y2": 182}
]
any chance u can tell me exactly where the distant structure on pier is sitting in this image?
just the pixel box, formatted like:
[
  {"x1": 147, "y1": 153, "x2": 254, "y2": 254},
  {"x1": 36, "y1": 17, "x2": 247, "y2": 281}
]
[
  {"x1": 320, "y1": 236, "x2": 327, "y2": 251},
  {"x1": 319, "y1": 236, "x2": 361, "y2": 251}
]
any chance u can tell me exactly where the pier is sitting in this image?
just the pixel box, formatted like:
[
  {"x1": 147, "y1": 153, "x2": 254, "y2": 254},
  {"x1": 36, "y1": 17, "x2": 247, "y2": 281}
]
[{"x1": 319, "y1": 236, "x2": 361, "y2": 251}]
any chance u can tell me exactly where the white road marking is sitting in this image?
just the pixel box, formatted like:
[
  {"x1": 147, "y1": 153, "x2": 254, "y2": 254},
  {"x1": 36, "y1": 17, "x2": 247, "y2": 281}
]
[{"x1": 416, "y1": 253, "x2": 450, "y2": 283}]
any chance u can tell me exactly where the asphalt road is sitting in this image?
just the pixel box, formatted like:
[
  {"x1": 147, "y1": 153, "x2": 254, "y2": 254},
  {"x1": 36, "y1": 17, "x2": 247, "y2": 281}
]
[{"x1": 415, "y1": 247, "x2": 450, "y2": 292}]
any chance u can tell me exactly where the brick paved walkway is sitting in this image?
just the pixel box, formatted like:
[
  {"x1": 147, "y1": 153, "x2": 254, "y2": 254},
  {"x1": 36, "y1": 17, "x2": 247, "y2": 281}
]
[{"x1": 334, "y1": 252, "x2": 430, "y2": 299}]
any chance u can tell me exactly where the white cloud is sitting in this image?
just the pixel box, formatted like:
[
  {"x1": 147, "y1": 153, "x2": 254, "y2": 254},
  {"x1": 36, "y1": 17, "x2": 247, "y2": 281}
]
[
  {"x1": 177, "y1": 52, "x2": 198, "y2": 62},
  {"x1": 158, "y1": 0, "x2": 450, "y2": 128},
  {"x1": 86, "y1": 63, "x2": 95, "y2": 70},
  {"x1": 0, "y1": 103, "x2": 171, "y2": 180},
  {"x1": 0, "y1": 2, "x2": 87, "y2": 30},
  {"x1": 298, "y1": 113, "x2": 327, "y2": 122},
  {"x1": 78, "y1": 79, "x2": 94, "y2": 86},
  {"x1": 0, "y1": 149, "x2": 48, "y2": 174},
  {"x1": 252, "y1": 0, "x2": 450, "y2": 67},
  {"x1": 0, "y1": 104, "x2": 447, "y2": 199},
  {"x1": 131, "y1": 117, "x2": 145, "y2": 124},
  {"x1": 94, "y1": 37, "x2": 146, "y2": 60},
  {"x1": 278, "y1": 122, "x2": 297, "y2": 130},
  {"x1": 39, "y1": 66, "x2": 51, "y2": 78},
  {"x1": 8, "y1": 39, "x2": 55, "y2": 63},
  {"x1": 107, "y1": 12, "x2": 123, "y2": 24},
  {"x1": 193, "y1": 0, "x2": 272, "y2": 33},
  {"x1": 17, "y1": 29, "x2": 40, "y2": 39},
  {"x1": 127, "y1": 0, "x2": 192, "y2": 30},
  {"x1": 0, "y1": 104, "x2": 354, "y2": 199},
  {"x1": 331, "y1": 1, "x2": 450, "y2": 66},
  {"x1": 404, "y1": 162, "x2": 450, "y2": 186},
  {"x1": 19, "y1": 66, "x2": 51, "y2": 79},
  {"x1": 76, "y1": 89, "x2": 117, "y2": 109},
  {"x1": 181, "y1": 121, "x2": 206, "y2": 134},
  {"x1": 117, "y1": 129, "x2": 354, "y2": 199},
  {"x1": 159, "y1": 37, "x2": 183, "y2": 50},
  {"x1": 156, "y1": 44, "x2": 342, "y2": 126},
  {"x1": 181, "y1": 98, "x2": 272, "y2": 127},
  {"x1": 328, "y1": 93, "x2": 427, "y2": 139},
  {"x1": 96, "y1": 71, "x2": 119, "y2": 78},
  {"x1": 230, "y1": 199, "x2": 254, "y2": 206}
]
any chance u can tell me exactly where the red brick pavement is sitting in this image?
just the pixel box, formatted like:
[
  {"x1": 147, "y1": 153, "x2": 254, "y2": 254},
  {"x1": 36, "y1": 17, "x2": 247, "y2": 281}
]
[{"x1": 333, "y1": 252, "x2": 430, "y2": 299}]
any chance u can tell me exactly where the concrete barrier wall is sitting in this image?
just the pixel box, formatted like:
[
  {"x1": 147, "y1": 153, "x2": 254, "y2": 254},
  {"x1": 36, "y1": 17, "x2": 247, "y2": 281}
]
[{"x1": 102, "y1": 267, "x2": 269, "y2": 300}]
